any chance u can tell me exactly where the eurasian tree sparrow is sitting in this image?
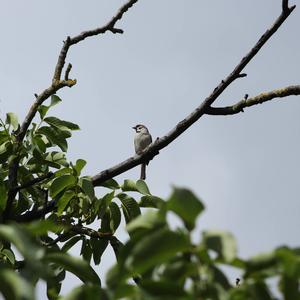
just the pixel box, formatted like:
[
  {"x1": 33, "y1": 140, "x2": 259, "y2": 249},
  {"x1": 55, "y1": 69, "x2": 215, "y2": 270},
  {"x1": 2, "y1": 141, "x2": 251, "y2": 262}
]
[{"x1": 132, "y1": 124, "x2": 152, "y2": 180}]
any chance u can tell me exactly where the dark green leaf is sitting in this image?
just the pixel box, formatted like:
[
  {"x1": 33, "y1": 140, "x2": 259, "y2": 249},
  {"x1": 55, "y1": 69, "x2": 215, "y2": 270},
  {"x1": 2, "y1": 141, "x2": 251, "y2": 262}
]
[
  {"x1": 0, "y1": 181, "x2": 8, "y2": 211},
  {"x1": 90, "y1": 238, "x2": 109, "y2": 265},
  {"x1": 126, "y1": 228, "x2": 191, "y2": 274},
  {"x1": 44, "y1": 116, "x2": 80, "y2": 131},
  {"x1": 64, "y1": 285, "x2": 108, "y2": 300},
  {"x1": 38, "y1": 105, "x2": 49, "y2": 119},
  {"x1": 57, "y1": 190, "x2": 75, "y2": 215},
  {"x1": 117, "y1": 193, "x2": 141, "y2": 223},
  {"x1": 79, "y1": 177, "x2": 95, "y2": 200},
  {"x1": 44, "y1": 252, "x2": 100, "y2": 284},
  {"x1": 25, "y1": 219, "x2": 64, "y2": 235},
  {"x1": 140, "y1": 195, "x2": 165, "y2": 208},
  {"x1": 109, "y1": 201, "x2": 121, "y2": 232},
  {"x1": 62, "y1": 236, "x2": 82, "y2": 252},
  {"x1": 100, "y1": 179, "x2": 120, "y2": 190},
  {"x1": 1, "y1": 248, "x2": 16, "y2": 265},
  {"x1": 167, "y1": 187, "x2": 204, "y2": 230}
]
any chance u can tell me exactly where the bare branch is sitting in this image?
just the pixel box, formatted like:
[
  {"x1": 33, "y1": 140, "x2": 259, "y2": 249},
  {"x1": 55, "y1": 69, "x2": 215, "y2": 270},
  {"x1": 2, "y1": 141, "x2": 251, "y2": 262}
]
[
  {"x1": 206, "y1": 85, "x2": 300, "y2": 115},
  {"x1": 92, "y1": 4, "x2": 296, "y2": 186},
  {"x1": 64, "y1": 63, "x2": 72, "y2": 81},
  {"x1": 282, "y1": 0, "x2": 290, "y2": 12},
  {"x1": 52, "y1": 0, "x2": 139, "y2": 83}
]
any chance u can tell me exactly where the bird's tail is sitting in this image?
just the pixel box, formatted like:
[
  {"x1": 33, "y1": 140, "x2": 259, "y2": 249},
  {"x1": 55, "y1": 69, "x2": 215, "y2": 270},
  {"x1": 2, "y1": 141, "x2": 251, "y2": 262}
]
[{"x1": 140, "y1": 163, "x2": 146, "y2": 180}]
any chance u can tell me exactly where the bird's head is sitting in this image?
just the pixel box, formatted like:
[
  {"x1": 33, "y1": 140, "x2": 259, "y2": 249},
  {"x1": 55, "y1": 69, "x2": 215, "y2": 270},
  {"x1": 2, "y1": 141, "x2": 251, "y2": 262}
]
[{"x1": 132, "y1": 124, "x2": 148, "y2": 133}]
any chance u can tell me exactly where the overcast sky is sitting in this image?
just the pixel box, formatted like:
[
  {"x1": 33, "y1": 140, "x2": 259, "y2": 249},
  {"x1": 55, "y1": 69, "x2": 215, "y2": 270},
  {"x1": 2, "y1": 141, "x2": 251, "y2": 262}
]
[{"x1": 0, "y1": 0, "x2": 299, "y2": 297}]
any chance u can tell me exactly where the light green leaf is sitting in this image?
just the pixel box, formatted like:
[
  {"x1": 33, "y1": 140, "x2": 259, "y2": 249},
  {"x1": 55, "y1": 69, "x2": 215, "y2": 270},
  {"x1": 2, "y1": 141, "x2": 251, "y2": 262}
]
[
  {"x1": 44, "y1": 252, "x2": 100, "y2": 284},
  {"x1": 126, "y1": 228, "x2": 191, "y2": 274},
  {"x1": 6, "y1": 112, "x2": 18, "y2": 130},
  {"x1": 167, "y1": 187, "x2": 204, "y2": 230},
  {"x1": 121, "y1": 179, "x2": 138, "y2": 192},
  {"x1": 136, "y1": 180, "x2": 151, "y2": 195},
  {"x1": 57, "y1": 190, "x2": 75, "y2": 215},
  {"x1": 50, "y1": 175, "x2": 76, "y2": 198},
  {"x1": 126, "y1": 209, "x2": 166, "y2": 234},
  {"x1": 38, "y1": 105, "x2": 49, "y2": 120},
  {"x1": 74, "y1": 159, "x2": 86, "y2": 176},
  {"x1": 1, "y1": 249, "x2": 16, "y2": 265},
  {"x1": 0, "y1": 268, "x2": 35, "y2": 300},
  {"x1": 203, "y1": 230, "x2": 237, "y2": 263},
  {"x1": 50, "y1": 95, "x2": 62, "y2": 107}
]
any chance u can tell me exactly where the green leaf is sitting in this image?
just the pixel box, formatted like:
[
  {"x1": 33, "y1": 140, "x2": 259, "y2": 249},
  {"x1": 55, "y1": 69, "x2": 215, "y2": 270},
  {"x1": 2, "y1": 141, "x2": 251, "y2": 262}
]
[
  {"x1": 79, "y1": 177, "x2": 95, "y2": 200},
  {"x1": 117, "y1": 193, "x2": 141, "y2": 223},
  {"x1": 50, "y1": 175, "x2": 76, "y2": 198},
  {"x1": 167, "y1": 187, "x2": 204, "y2": 230},
  {"x1": 57, "y1": 190, "x2": 75, "y2": 215},
  {"x1": 62, "y1": 236, "x2": 82, "y2": 252},
  {"x1": 202, "y1": 230, "x2": 237, "y2": 263},
  {"x1": 44, "y1": 116, "x2": 80, "y2": 131},
  {"x1": 0, "y1": 268, "x2": 35, "y2": 300},
  {"x1": 109, "y1": 201, "x2": 121, "y2": 232},
  {"x1": 44, "y1": 252, "x2": 100, "y2": 284},
  {"x1": 25, "y1": 219, "x2": 64, "y2": 235},
  {"x1": 64, "y1": 285, "x2": 108, "y2": 300},
  {"x1": 121, "y1": 179, "x2": 138, "y2": 192},
  {"x1": 126, "y1": 228, "x2": 191, "y2": 274},
  {"x1": 6, "y1": 112, "x2": 18, "y2": 130},
  {"x1": 90, "y1": 238, "x2": 109, "y2": 265},
  {"x1": 74, "y1": 159, "x2": 86, "y2": 176},
  {"x1": 100, "y1": 179, "x2": 120, "y2": 190},
  {"x1": 0, "y1": 224, "x2": 44, "y2": 261},
  {"x1": 38, "y1": 105, "x2": 49, "y2": 119},
  {"x1": 126, "y1": 209, "x2": 166, "y2": 234},
  {"x1": 139, "y1": 195, "x2": 165, "y2": 208},
  {"x1": 50, "y1": 95, "x2": 62, "y2": 107},
  {"x1": 1, "y1": 248, "x2": 16, "y2": 265},
  {"x1": 37, "y1": 126, "x2": 69, "y2": 152},
  {"x1": 136, "y1": 180, "x2": 151, "y2": 195},
  {"x1": 0, "y1": 181, "x2": 8, "y2": 211}
]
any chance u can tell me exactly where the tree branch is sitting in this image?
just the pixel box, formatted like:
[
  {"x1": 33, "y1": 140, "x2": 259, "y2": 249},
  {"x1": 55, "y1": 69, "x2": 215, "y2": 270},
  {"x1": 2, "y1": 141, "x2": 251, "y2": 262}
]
[
  {"x1": 92, "y1": 3, "x2": 296, "y2": 186},
  {"x1": 4, "y1": 0, "x2": 139, "y2": 219},
  {"x1": 52, "y1": 0, "x2": 139, "y2": 83},
  {"x1": 13, "y1": 172, "x2": 54, "y2": 192},
  {"x1": 206, "y1": 85, "x2": 300, "y2": 115}
]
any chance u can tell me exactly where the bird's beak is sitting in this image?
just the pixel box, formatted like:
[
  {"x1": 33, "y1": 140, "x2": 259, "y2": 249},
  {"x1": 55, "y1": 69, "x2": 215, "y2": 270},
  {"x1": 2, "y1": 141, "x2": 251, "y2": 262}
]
[{"x1": 132, "y1": 126, "x2": 137, "y2": 130}]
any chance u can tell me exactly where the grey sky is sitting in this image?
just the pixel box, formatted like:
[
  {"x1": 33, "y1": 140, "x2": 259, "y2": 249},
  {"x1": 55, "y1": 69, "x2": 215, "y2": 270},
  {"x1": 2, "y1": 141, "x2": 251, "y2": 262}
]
[{"x1": 1, "y1": 0, "x2": 299, "y2": 296}]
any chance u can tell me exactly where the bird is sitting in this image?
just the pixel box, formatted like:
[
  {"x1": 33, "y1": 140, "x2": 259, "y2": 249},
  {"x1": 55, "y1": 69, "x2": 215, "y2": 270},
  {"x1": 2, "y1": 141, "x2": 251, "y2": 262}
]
[{"x1": 132, "y1": 124, "x2": 152, "y2": 180}]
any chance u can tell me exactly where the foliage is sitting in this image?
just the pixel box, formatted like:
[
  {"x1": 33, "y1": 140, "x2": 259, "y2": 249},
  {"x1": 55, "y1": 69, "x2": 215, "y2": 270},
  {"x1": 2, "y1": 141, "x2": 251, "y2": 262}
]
[{"x1": 0, "y1": 97, "x2": 299, "y2": 300}]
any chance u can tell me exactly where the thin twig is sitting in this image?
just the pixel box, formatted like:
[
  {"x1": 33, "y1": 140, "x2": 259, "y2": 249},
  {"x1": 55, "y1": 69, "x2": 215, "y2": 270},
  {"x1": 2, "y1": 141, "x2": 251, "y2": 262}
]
[
  {"x1": 206, "y1": 85, "x2": 300, "y2": 115},
  {"x1": 91, "y1": 3, "x2": 296, "y2": 186}
]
